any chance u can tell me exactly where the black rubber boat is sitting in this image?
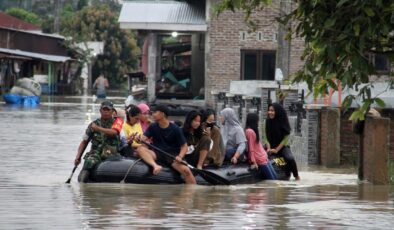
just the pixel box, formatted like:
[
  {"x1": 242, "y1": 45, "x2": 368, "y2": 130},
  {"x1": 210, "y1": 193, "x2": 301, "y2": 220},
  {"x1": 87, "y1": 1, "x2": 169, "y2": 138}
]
[{"x1": 79, "y1": 155, "x2": 288, "y2": 185}]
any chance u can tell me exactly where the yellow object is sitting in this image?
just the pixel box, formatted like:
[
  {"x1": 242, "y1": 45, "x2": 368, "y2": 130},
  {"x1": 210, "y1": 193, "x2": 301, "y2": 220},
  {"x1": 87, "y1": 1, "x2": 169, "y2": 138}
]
[{"x1": 123, "y1": 121, "x2": 143, "y2": 148}]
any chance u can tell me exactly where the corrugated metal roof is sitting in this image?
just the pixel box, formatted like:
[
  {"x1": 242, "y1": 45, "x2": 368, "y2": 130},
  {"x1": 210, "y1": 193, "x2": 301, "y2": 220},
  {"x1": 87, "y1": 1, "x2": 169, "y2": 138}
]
[
  {"x1": 119, "y1": 1, "x2": 207, "y2": 31},
  {"x1": 0, "y1": 26, "x2": 66, "y2": 40},
  {"x1": 0, "y1": 12, "x2": 41, "y2": 31},
  {"x1": 0, "y1": 48, "x2": 71, "y2": 62}
]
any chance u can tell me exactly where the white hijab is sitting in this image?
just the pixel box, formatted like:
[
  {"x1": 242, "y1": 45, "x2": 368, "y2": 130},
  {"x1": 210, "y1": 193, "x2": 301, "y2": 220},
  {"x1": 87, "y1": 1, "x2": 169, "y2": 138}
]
[{"x1": 220, "y1": 108, "x2": 246, "y2": 148}]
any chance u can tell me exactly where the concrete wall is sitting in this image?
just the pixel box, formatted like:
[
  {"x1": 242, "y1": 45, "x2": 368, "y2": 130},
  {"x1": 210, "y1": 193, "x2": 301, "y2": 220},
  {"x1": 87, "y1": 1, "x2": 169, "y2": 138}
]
[
  {"x1": 306, "y1": 108, "x2": 320, "y2": 165},
  {"x1": 288, "y1": 116, "x2": 309, "y2": 167}
]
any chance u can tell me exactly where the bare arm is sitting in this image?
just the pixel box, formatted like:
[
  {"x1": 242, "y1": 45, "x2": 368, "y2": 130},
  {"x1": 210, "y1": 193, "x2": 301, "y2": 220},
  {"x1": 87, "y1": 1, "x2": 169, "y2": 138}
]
[
  {"x1": 178, "y1": 143, "x2": 188, "y2": 159},
  {"x1": 231, "y1": 142, "x2": 246, "y2": 164},
  {"x1": 129, "y1": 133, "x2": 149, "y2": 145},
  {"x1": 74, "y1": 140, "x2": 89, "y2": 166},
  {"x1": 175, "y1": 143, "x2": 188, "y2": 163}
]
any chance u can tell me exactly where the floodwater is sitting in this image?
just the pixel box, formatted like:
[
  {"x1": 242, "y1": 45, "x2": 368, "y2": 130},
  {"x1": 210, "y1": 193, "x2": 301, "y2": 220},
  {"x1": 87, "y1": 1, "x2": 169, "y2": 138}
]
[{"x1": 0, "y1": 96, "x2": 393, "y2": 230}]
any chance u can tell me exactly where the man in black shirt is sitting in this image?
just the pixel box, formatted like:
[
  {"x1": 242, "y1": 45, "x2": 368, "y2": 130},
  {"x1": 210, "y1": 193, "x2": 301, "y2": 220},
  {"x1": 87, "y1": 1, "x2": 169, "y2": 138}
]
[{"x1": 132, "y1": 104, "x2": 196, "y2": 184}]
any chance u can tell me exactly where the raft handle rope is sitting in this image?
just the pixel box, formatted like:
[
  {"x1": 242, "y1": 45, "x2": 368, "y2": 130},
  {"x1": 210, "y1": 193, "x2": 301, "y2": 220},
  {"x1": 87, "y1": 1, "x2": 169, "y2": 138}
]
[{"x1": 120, "y1": 158, "x2": 142, "y2": 183}]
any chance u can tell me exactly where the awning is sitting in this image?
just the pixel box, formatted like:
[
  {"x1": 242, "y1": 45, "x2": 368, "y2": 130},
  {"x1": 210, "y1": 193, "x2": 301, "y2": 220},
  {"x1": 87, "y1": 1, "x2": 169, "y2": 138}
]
[
  {"x1": 119, "y1": 1, "x2": 207, "y2": 32},
  {"x1": 0, "y1": 48, "x2": 71, "y2": 62}
]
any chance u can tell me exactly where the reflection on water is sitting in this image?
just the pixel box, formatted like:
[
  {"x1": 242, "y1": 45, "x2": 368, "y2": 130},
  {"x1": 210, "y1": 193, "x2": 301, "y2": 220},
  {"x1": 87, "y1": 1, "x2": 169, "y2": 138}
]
[
  {"x1": 0, "y1": 96, "x2": 393, "y2": 229},
  {"x1": 73, "y1": 180, "x2": 394, "y2": 229}
]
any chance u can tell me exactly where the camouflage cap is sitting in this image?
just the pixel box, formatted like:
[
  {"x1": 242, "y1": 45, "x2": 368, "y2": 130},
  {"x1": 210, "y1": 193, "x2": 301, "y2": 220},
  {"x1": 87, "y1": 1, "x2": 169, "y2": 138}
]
[{"x1": 100, "y1": 100, "x2": 114, "y2": 110}]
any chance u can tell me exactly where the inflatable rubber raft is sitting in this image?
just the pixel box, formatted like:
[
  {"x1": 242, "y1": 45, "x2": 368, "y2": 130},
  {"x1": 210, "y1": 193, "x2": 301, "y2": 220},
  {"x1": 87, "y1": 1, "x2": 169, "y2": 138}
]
[{"x1": 79, "y1": 155, "x2": 288, "y2": 185}]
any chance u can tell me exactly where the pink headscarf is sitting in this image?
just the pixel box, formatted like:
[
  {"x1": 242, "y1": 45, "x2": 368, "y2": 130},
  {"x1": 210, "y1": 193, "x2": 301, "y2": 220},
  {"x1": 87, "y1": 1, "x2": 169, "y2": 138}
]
[
  {"x1": 137, "y1": 103, "x2": 150, "y2": 114},
  {"x1": 137, "y1": 103, "x2": 151, "y2": 132}
]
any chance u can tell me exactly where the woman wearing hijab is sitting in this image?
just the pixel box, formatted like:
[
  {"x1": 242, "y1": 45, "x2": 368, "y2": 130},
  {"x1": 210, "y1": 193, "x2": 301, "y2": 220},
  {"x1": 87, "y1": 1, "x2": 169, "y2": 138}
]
[
  {"x1": 219, "y1": 108, "x2": 247, "y2": 164},
  {"x1": 137, "y1": 103, "x2": 152, "y2": 132},
  {"x1": 265, "y1": 103, "x2": 300, "y2": 180}
]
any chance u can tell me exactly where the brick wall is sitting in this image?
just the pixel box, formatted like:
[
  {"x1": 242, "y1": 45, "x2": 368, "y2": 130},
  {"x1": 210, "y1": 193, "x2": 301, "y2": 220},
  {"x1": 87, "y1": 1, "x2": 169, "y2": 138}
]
[
  {"x1": 206, "y1": 0, "x2": 304, "y2": 106},
  {"x1": 320, "y1": 107, "x2": 340, "y2": 167},
  {"x1": 362, "y1": 116, "x2": 390, "y2": 184},
  {"x1": 340, "y1": 110, "x2": 360, "y2": 165},
  {"x1": 380, "y1": 109, "x2": 394, "y2": 161},
  {"x1": 337, "y1": 109, "x2": 393, "y2": 166},
  {"x1": 289, "y1": 34, "x2": 305, "y2": 76}
]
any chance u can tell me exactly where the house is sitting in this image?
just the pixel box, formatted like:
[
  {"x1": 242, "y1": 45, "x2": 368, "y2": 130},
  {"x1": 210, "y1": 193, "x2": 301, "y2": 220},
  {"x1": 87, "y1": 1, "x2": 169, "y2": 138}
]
[
  {"x1": 118, "y1": 0, "x2": 305, "y2": 106},
  {"x1": 0, "y1": 13, "x2": 77, "y2": 95},
  {"x1": 0, "y1": 12, "x2": 41, "y2": 32}
]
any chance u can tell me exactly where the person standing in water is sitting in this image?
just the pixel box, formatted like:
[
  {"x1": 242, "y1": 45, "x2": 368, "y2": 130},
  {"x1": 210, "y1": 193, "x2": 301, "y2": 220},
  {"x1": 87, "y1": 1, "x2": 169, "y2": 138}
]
[
  {"x1": 93, "y1": 73, "x2": 109, "y2": 99},
  {"x1": 74, "y1": 101, "x2": 122, "y2": 182}
]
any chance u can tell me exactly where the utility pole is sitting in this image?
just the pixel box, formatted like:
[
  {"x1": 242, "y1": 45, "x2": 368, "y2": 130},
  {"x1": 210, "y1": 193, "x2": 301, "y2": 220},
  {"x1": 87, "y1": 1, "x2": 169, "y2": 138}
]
[
  {"x1": 53, "y1": 0, "x2": 63, "y2": 33},
  {"x1": 276, "y1": 0, "x2": 292, "y2": 80}
]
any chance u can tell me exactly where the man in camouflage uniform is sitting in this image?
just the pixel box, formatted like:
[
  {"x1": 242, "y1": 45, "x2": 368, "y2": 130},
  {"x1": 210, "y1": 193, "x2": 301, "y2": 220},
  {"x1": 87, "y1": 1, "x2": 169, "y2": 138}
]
[{"x1": 74, "y1": 100, "x2": 123, "y2": 182}]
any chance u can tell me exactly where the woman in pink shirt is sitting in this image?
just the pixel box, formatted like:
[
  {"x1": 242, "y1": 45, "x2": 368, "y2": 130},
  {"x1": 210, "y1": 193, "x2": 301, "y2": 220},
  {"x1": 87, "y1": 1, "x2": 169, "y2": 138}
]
[{"x1": 245, "y1": 113, "x2": 277, "y2": 180}]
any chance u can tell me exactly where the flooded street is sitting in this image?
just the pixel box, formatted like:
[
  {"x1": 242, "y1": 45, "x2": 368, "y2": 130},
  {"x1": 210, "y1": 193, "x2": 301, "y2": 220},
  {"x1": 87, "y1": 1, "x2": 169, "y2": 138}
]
[{"x1": 0, "y1": 96, "x2": 393, "y2": 229}]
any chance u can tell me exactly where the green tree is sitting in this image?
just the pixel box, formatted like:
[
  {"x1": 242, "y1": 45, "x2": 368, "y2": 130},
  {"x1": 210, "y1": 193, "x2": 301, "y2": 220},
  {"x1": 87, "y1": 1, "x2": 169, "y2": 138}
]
[
  {"x1": 91, "y1": 0, "x2": 121, "y2": 12},
  {"x1": 215, "y1": 0, "x2": 394, "y2": 121},
  {"x1": 60, "y1": 4, "x2": 140, "y2": 88},
  {"x1": 6, "y1": 7, "x2": 42, "y2": 25},
  {"x1": 0, "y1": 0, "x2": 32, "y2": 11},
  {"x1": 77, "y1": 0, "x2": 88, "y2": 10}
]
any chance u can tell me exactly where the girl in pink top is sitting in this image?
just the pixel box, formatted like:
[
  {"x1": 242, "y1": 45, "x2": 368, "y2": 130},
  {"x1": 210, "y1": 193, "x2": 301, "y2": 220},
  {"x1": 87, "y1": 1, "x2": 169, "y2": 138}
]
[{"x1": 245, "y1": 113, "x2": 277, "y2": 180}]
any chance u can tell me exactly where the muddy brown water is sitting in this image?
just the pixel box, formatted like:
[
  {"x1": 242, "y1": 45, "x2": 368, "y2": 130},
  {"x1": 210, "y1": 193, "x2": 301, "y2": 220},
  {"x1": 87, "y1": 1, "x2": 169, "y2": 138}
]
[{"x1": 0, "y1": 96, "x2": 393, "y2": 229}]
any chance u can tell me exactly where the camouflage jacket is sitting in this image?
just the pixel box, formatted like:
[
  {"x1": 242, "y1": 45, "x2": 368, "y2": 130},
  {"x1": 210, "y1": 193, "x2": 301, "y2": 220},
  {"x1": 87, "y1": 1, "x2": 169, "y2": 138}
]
[{"x1": 84, "y1": 117, "x2": 120, "y2": 155}]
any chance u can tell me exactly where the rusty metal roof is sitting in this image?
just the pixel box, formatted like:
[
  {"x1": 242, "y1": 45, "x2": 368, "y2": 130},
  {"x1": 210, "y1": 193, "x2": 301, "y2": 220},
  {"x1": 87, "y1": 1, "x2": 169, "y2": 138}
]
[
  {"x1": 0, "y1": 48, "x2": 71, "y2": 62},
  {"x1": 119, "y1": 1, "x2": 207, "y2": 31},
  {"x1": 0, "y1": 12, "x2": 41, "y2": 31}
]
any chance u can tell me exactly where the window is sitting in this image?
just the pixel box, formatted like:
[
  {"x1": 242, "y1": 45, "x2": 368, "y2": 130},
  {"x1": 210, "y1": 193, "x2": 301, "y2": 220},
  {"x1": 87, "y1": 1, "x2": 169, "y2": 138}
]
[
  {"x1": 156, "y1": 33, "x2": 205, "y2": 100},
  {"x1": 256, "y1": 31, "x2": 263, "y2": 41},
  {"x1": 240, "y1": 31, "x2": 247, "y2": 41},
  {"x1": 369, "y1": 53, "x2": 390, "y2": 73},
  {"x1": 241, "y1": 50, "x2": 276, "y2": 80}
]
